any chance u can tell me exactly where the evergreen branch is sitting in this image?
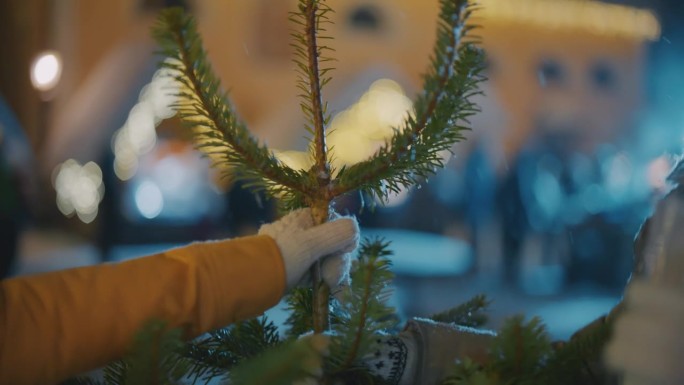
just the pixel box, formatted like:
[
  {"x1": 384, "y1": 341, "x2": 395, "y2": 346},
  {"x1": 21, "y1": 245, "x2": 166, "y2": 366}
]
[
  {"x1": 332, "y1": 0, "x2": 484, "y2": 202},
  {"x1": 289, "y1": 0, "x2": 337, "y2": 334},
  {"x1": 440, "y1": 314, "x2": 618, "y2": 385},
  {"x1": 102, "y1": 360, "x2": 130, "y2": 385},
  {"x1": 229, "y1": 335, "x2": 329, "y2": 385},
  {"x1": 122, "y1": 320, "x2": 187, "y2": 385},
  {"x1": 430, "y1": 294, "x2": 490, "y2": 328},
  {"x1": 440, "y1": 358, "x2": 493, "y2": 385},
  {"x1": 284, "y1": 287, "x2": 316, "y2": 338},
  {"x1": 152, "y1": 8, "x2": 311, "y2": 205},
  {"x1": 489, "y1": 316, "x2": 552, "y2": 382},
  {"x1": 342, "y1": 259, "x2": 373, "y2": 369},
  {"x1": 181, "y1": 317, "x2": 281, "y2": 384},
  {"x1": 284, "y1": 287, "x2": 346, "y2": 339},
  {"x1": 329, "y1": 238, "x2": 397, "y2": 373},
  {"x1": 291, "y1": 0, "x2": 334, "y2": 181},
  {"x1": 97, "y1": 321, "x2": 188, "y2": 385},
  {"x1": 180, "y1": 340, "x2": 231, "y2": 384},
  {"x1": 540, "y1": 316, "x2": 615, "y2": 385},
  {"x1": 441, "y1": 316, "x2": 552, "y2": 385}
]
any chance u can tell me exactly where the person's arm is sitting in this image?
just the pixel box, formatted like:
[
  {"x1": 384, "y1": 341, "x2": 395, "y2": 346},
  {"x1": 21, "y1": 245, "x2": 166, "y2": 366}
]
[{"x1": 0, "y1": 235, "x2": 285, "y2": 385}]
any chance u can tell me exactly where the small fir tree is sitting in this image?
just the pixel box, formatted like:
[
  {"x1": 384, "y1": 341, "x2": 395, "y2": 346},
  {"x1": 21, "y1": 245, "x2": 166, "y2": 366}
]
[
  {"x1": 67, "y1": 1, "x2": 618, "y2": 384},
  {"x1": 150, "y1": 0, "x2": 483, "y2": 337}
]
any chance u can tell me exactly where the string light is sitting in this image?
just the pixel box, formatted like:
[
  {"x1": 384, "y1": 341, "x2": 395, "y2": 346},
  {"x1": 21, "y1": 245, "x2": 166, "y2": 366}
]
[
  {"x1": 477, "y1": 0, "x2": 660, "y2": 41},
  {"x1": 113, "y1": 65, "x2": 179, "y2": 180},
  {"x1": 52, "y1": 160, "x2": 104, "y2": 224}
]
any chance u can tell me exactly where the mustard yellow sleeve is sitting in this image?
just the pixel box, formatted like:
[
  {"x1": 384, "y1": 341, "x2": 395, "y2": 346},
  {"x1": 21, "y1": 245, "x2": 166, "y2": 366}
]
[{"x1": 0, "y1": 234, "x2": 285, "y2": 385}]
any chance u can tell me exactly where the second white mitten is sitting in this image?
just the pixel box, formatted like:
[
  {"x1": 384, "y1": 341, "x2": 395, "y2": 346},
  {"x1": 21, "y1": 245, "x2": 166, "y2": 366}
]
[
  {"x1": 605, "y1": 280, "x2": 684, "y2": 385},
  {"x1": 365, "y1": 319, "x2": 495, "y2": 385}
]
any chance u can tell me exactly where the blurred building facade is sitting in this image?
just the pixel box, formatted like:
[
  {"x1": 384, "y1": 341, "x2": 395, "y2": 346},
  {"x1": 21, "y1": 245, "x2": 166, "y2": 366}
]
[{"x1": 1, "y1": 0, "x2": 678, "y2": 290}]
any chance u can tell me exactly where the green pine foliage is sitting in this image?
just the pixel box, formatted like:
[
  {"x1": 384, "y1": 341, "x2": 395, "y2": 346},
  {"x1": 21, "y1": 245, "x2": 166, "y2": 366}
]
[
  {"x1": 77, "y1": 239, "x2": 398, "y2": 385},
  {"x1": 153, "y1": 0, "x2": 482, "y2": 344},
  {"x1": 538, "y1": 317, "x2": 617, "y2": 385},
  {"x1": 283, "y1": 287, "x2": 316, "y2": 339},
  {"x1": 151, "y1": 0, "x2": 483, "y2": 211},
  {"x1": 283, "y1": 288, "x2": 346, "y2": 340},
  {"x1": 440, "y1": 316, "x2": 552, "y2": 385},
  {"x1": 441, "y1": 358, "x2": 491, "y2": 385},
  {"x1": 101, "y1": 361, "x2": 129, "y2": 385},
  {"x1": 327, "y1": 239, "x2": 397, "y2": 378},
  {"x1": 228, "y1": 335, "x2": 329, "y2": 385},
  {"x1": 279, "y1": 244, "x2": 400, "y2": 383},
  {"x1": 333, "y1": 0, "x2": 484, "y2": 202},
  {"x1": 123, "y1": 321, "x2": 189, "y2": 385},
  {"x1": 288, "y1": 0, "x2": 335, "y2": 152},
  {"x1": 430, "y1": 294, "x2": 490, "y2": 328},
  {"x1": 440, "y1": 315, "x2": 616, "y2": 385},
  {"x1": 70, "y1": 1, "x2": 622, "y2": 384},
  {"x1": 180, "y1": 317, "x2": 281, "y2": 383},
  {"x1": 152, "y1": 8, "x2": 311, "y2": 211},
  {"x1": 65, "y1": 322, "x2": 187, "y2": 385},
  {"x1": 490, "y1": 316, "x2": 552, "y2": 382}
]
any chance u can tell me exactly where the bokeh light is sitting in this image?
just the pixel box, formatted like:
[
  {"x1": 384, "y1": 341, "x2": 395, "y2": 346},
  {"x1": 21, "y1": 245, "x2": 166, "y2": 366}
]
[
  {"x1": 113, "y1": 65, "x2": 180, "y2": 180},
  {"x1": 273, "y1": 78, "x2": 414, "y2": 174},
  {"x1": 122, "y1": 144, "x2": 225, "y2": 222},
  {"x1": 327, "y1": 78, "x2": 414, "y2": 168},
  {"x1": 52, "y1": 160, "x2": 104, "y2": 224},
  {"x1": 134, "y1": 180, "x2": 164, "y2": 219},
  {"x1": 30, "y1": 51, "x2": 62, "y2": 91}
]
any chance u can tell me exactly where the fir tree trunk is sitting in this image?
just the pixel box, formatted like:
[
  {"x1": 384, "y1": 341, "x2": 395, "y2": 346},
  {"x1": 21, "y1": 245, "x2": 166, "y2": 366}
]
[
  {"x1": 308, "y1": 201, "x2": 333, "y2": 385},
  {"x1": 310, "y1": 261, "x2": 331, "y2": 335},
  {"x1": 304, "y1": 0, "x2": 332, "y2": 335},
  {"x1": 311, "y1": 200, "x2": 331, "y2": 333}
]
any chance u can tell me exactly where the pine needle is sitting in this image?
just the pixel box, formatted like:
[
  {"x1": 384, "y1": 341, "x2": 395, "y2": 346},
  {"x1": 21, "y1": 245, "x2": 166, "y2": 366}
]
[
  {"x1": 328, "y1": 238, "x2": 397, "y2": 375},
  {"x1": 229, "y1": 335, "x2": 329, "y2": 385},
  {"x1": 332, "y1": 0, "x2": 485, "y2": 204},
  {"x1": 152, "y1": 8, "x2": 312, "y2": 210},
  {"x1": 431, "y1": 294, "x2": 491, "y2": 327},
  {"x1": 181, "y1": 317, "x2": 282, "y2": 384}
]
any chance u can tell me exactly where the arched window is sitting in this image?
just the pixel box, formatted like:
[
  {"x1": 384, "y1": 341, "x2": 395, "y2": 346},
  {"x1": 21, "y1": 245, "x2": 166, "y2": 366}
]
[
  {"x1": 347, "y1": 4, "x2": 383, "y2": 32},
  {"x1": 589, "y1": 61, "x2": 617, "y2": 92},
  {"x1": 537, "y1": 58, "x2": 566, "y2": 88}
]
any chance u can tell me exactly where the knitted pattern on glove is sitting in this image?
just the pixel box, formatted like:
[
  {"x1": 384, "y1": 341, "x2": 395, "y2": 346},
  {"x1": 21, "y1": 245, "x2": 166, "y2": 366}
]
[{"x1": 364, "y1": 335, "x2": 411, "y2": 385}]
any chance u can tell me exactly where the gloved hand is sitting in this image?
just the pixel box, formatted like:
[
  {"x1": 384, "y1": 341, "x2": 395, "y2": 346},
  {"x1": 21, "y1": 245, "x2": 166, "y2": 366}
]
[
  {"x1": 259, "y1": 208, "x2": 359, "y2": 290},
  {"x1": 365, "y1": 319, "x2": 494, "y2": 385},
  {"x1": 605, "y1": 279, "x2": 684, "y2": 385}
]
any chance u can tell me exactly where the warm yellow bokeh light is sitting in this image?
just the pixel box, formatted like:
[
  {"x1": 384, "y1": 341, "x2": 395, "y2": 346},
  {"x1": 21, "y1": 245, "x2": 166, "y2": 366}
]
[
  {"x1": 112, "y1": 63, "x2": 180, "y2": 181},
  {"x1": 30, "y1": 51, "x2": 62, "y2": 91},
  {"x1": 52, "y1": 160, "x2": 105, "y2": 224},
  {"x1": 477, "y1": 0, "x2": 660, "y2": 41},
  {"x1": 273, "y1": 78, "x2": 414, "y2": 174}
]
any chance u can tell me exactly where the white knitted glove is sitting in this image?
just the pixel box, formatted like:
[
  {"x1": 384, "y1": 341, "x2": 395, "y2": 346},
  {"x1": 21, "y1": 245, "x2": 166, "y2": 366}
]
[
  {"x1": 605, "y1": 280, "x2": 684, "y2": 385},
  {"x1": 258, "y1": 208, "x2": 359, "y2": 289},
  {"x1": 365, "y1": 320, "x2": 494, "y2": 385}
]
